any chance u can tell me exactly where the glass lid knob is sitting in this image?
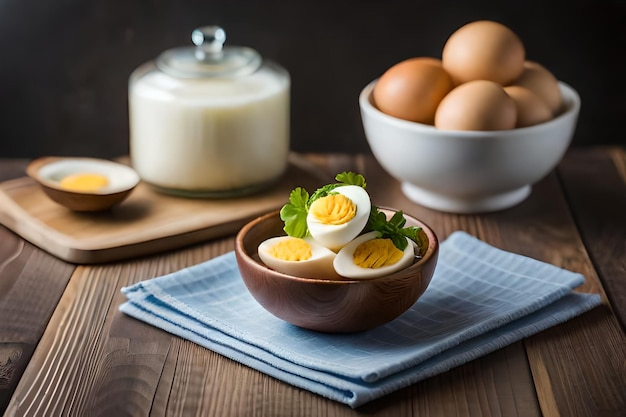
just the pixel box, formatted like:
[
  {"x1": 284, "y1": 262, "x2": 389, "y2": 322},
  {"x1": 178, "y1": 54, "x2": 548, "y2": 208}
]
[
  {"x1": 192, "y1": 26, "x2": 226, "y2": 60},
  {"x1": 155, "y1": 25, "x2": 261, "y2": 78}
]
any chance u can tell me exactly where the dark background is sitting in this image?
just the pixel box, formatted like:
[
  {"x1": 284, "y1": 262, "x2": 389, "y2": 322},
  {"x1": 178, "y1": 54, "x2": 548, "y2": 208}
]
[{"x1": 0, "y1": 0, "x2": 624, "y2": 158}]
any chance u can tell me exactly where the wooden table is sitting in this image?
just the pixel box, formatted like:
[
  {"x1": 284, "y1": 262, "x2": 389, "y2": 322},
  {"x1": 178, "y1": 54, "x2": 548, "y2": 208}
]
[{"x1": 1, "y1": 147, "x2": 625, "y2": 416}]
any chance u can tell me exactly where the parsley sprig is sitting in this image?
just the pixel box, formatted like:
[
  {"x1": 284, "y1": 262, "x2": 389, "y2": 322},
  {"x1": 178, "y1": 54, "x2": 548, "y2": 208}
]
[
  {"x1": 279, "y1": 187, "x2": 311, "y2": 238},
  {"x1": 364, "y1": 206, "x2": 422, "y2": 251},
  {"x1": 279, "y1": 171, "x2": 423, "y2": 251},
  {"x1": 279, "y1": 172, "x2": 366, "y2": 238}
]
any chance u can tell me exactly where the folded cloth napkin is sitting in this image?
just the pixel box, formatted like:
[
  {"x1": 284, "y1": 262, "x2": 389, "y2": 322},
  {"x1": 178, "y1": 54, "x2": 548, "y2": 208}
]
[{"x1": 120, "y1": 231, "x2": 601, "y2": 408}]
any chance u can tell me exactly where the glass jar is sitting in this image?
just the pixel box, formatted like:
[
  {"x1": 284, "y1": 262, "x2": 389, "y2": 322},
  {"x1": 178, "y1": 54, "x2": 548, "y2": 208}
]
[{"x1": 129, "y1": 26, "x2": 290, "y2": 197}]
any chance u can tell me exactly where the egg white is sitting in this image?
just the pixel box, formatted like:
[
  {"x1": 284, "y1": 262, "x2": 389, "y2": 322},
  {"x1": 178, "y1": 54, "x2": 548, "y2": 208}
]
[
  {"x1": 258, "y1": 236, "x2": 340, "y2": 280},
  {"x1": 306, "y1": 185, "x2": 371, "y2": 251},
  {"x1": 334, "y1": 231, "x2": 415, "y2": 279}
]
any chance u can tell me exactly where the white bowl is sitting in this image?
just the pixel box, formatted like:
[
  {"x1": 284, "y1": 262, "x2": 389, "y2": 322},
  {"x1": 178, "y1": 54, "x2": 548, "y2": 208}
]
[{"x1": 359, "y1": 80, "x2": 581, "y2": 213}]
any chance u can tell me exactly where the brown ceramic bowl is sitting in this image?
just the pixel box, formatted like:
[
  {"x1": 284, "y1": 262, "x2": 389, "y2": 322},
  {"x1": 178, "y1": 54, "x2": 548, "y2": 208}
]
[
  {"x1": 27, "y1": 157, "x2": 140, "y2": 212},
  {"x1": 235, "y1": 208, "x2": 439, "y2": 333}
]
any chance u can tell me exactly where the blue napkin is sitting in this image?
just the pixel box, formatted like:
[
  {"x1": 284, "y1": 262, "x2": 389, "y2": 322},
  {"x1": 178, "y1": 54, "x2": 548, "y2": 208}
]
[{"x1": 119, "y1": 231, "x2": 601, "y2": 408}]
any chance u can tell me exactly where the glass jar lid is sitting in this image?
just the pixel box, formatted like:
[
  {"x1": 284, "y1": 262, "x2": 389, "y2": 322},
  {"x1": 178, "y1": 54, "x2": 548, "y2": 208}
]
[{"x1": 156, "y1": 26, "x2": 262, "y2": 78}]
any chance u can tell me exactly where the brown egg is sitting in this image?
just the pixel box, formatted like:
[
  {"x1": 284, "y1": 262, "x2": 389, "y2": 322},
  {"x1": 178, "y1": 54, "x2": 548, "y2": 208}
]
[
  {"x1": 504, "y1": 85, "x2": 553, "y2": 127},
  {"x1": 435, "y1": 80, "x2": 517, "y2": 131},
  {"x1": 442, "y1": 20, "x2": 525, "y2": 86},
  {"x1": 372, "y1": 57, "x2": 454, "y2": 124},
  {"x1": 510, "y1": 61, "x2": 563, "y2": 115}
]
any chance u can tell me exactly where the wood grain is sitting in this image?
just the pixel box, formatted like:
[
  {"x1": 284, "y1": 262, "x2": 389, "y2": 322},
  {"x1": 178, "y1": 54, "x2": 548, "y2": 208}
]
[
  {"x1": 2, "y1": 150, "x2": 625, "y2": 416},
  {"x1": 558, "y1": 146, "x2": 626, "y2": 329},
  {"x1": 526, "y1": 306, "x2": 626, "y2": 417},
  {"x1": 0, "y1": 160, "x2": 77, "y2": 413},
  {"x1": 525, "y1": 145, "x2": 626, "y2": 417},
  {"x1": 4, "y1": 237, "x2": 233, "y2": 416},
  {"x1": 0, "y1": 160, "x2": 156, "y2": 413}
]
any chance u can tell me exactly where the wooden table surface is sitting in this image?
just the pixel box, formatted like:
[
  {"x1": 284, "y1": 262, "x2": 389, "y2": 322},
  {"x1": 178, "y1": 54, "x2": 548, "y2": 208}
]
[{"x1": 1, "y1": 147, "x2": 625, "y2": 416}]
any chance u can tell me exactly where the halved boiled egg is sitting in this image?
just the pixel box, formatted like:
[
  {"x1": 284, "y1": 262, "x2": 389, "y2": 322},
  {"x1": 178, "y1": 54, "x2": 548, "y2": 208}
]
[
  {"x1": 306, "y1": 185, "x2": 371, "y2": 251},
  {"x1": 334, "y1": 231, "x2": 415, "y2": 279},
  {"x1": 26, "y1": 156, "x2": 140, "y2": 211},
  {"x1": 258, "y1": 236, "x2": 340, "y2": 280}
]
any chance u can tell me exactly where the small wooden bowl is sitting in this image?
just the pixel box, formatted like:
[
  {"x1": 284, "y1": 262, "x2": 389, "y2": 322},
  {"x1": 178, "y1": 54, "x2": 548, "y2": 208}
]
[
  {"x1": 235, "y1": 209, "x2": 439, "y2": 333},
  {"x1": 27, "y1": 157, "x2": 140, "y2": 212}
]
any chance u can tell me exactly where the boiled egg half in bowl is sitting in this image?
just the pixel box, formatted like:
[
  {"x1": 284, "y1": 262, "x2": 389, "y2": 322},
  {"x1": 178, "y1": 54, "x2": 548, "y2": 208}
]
[
  {"x1": 254, "y1": 172, "x2": 427, "y2": 281},
  {"x1": 334, "y1": 231, "x2": 415, "y2": 279},
  {"x1": 27, "y1": 156, "x2": 140, "y2": 211},
  {"x1": 258, "y1": 236, "x2": 341, "y2": 280},
  {"x1": 306, "y1": 185, "x2": 371, "y2": 251}
]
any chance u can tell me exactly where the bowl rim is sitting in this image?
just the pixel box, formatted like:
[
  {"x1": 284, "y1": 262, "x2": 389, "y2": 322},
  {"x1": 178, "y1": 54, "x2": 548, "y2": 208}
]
[
  {"x1": 26, "y1": 156, "x2": 140, "y2": 196},
  {"x1": 359, "y1": 79, "x2": 581, "y2": 137},
  {"x1": 235, "y1": 208, "x2": 439, "y2": 285}
]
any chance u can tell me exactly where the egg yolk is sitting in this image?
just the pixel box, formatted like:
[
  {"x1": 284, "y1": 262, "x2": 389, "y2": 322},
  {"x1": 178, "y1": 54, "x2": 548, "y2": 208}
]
[
  {"x1": 60, "y1": 173, "x2": 109, "y2": 192},
  {"x1": 268, "y1": 237, "x2": 312, "y2": 261},
  {"x1": 353, "y1": 238, "x2": 403, "y2": 268},
  {"x1": 309, "y1": 194, "x2": 356, "y2": 225}
]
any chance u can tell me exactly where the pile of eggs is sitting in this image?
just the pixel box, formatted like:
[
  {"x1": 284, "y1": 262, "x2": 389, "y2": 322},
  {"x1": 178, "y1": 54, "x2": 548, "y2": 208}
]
[
  {"x1": 257, "y1": 183, "x2": 418, "y2": 280},
  {"x1": 372, "y1": 20, "x2": 563, "y2": 130}
]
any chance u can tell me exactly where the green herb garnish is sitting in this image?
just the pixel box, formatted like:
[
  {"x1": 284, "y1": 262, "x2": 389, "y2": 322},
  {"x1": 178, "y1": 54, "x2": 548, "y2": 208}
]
[
  {"x1": 279, "y1": 171, "x2": 422, "y2": 251},
  {"x1": 279, "y1": 187, "x2": 310, "y2": 238},
  {"x1": 364, "y1": 206, "x2": 421, "y2": 251},
  {"x1": 280, "y1": 172, "x2": 366, "y2": 238}
]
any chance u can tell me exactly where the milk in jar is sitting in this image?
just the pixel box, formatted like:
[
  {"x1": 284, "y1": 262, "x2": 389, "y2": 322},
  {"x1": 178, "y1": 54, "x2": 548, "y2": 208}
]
[{"x1": 128, "y1": 26, "x2": 290, "y2": 197}]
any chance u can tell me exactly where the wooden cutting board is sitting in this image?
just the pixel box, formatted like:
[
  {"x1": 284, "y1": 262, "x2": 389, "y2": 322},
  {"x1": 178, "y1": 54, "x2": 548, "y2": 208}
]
[{"x1": 0, "y1": 154, "x2": 328, "y2": 264}]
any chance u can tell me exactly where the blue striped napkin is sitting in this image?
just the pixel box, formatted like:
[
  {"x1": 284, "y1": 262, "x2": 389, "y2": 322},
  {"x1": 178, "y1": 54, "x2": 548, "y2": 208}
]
[{"x1": 119, "y1": 231, "x2": 601, "y2": 408}]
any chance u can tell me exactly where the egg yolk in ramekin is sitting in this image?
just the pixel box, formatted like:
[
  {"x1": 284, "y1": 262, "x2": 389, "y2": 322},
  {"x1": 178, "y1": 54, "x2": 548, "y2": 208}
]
[{"x1": 60, "y1": 173, "x2": 109, "y2": 192}]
